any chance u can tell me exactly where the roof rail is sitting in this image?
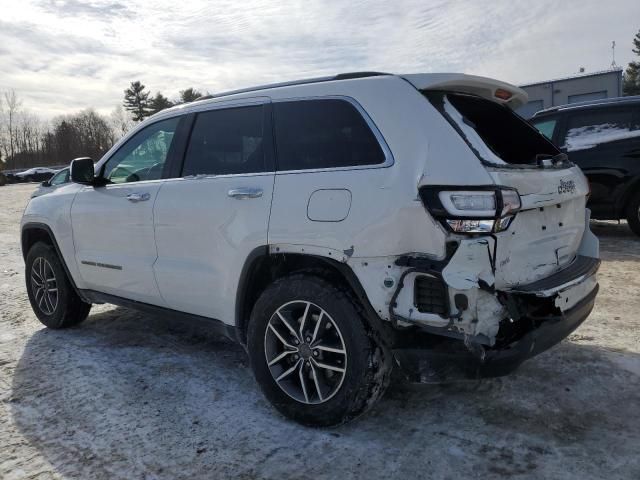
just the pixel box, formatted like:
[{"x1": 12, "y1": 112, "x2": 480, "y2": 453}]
[
  {"x1": 536, "y1": 95, "x2": 640, "y2": 115},
  {"x1": 193, "y1": 72, "x2": 391, "y2": 102}
]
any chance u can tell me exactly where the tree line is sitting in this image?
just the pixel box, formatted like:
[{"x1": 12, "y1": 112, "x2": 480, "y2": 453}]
[
  {"x1": 124, "y1": 81, "x2": 205, "y2": 122},
  {"x1": 1, "y1": 27, "x2": 639, "y2": 172},
  {"x1": 0, "y1": 82, "x2": 205, "y2": 171}
]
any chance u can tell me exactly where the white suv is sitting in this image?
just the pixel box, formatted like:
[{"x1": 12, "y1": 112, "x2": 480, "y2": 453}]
[{"x1": 21, "y1": 72, "x2": 600, "y2": 426}]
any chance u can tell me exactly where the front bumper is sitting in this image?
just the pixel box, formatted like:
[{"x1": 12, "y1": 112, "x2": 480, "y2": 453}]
[{"x1": 393, "y1": 279, "x2": 599, "y2": 382}]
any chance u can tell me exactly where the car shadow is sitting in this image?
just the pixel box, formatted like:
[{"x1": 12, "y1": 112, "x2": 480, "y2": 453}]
[
  {"x1": 9, "y1": 306, "x2": 640, "y2": 479},
  {"x1": 591, "y1": 220, "x2": 639, "y2": 263}
]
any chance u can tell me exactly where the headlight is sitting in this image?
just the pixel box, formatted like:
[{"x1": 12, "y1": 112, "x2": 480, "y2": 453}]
[{"x1": 420, "y1": 186, "x2": 521, "y2": 234}]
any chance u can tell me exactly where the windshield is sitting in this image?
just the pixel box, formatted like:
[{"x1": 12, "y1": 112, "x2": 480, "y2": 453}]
[{"x1": 425, "y1": 91, "x2": 560, "y2": 166}]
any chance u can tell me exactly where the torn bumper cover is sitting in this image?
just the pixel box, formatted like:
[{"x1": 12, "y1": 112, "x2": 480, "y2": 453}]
[{"x1": 393, "y1": 257, "x2": 600, "y2": 381}]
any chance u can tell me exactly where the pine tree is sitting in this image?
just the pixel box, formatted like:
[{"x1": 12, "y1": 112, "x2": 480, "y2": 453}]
[
  {"x1": 123, "y1": 81, "x2": 151, "y2": 122},
  {"x1": 149, "y1": 92, "x2": 174, "y2": 115},
  {"x1": 179, "y1": 87, "x2": 203, "y2": 104},
  {"x1": 623, "y1": 29, "x2": 640, "y2": 96}
]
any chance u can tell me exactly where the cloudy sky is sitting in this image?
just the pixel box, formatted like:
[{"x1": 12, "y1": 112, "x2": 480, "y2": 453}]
[{"x1": 2, "y1": 0, "x2": 639, "y2": 118}]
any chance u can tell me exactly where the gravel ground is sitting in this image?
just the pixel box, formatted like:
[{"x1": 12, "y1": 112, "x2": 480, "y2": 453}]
[{"x1": 1, "y1": 183, "x2": 639, "y2": 480}]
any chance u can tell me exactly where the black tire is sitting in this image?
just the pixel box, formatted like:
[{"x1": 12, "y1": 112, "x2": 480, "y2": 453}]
[
  {"x1": 247, "y1": 273, "x2": 392, "y2": 426},
  {"x1": 25, "y1": 241, "x2": 91, "y2": 328},
  {"x1": 626, "y1": 191, "x2": 640, "y2": 237}
]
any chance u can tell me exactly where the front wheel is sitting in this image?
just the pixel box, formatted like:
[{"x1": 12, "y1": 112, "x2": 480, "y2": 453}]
[
  {"x1": 25, "y1": 241, "x2": 91, "y2": 328},
  {"x1": 247, "y1": 273, "x2": 392, "y2": 426},
  {"x1": 626, "y1": 191, "x2": 640, "y2": 237}
]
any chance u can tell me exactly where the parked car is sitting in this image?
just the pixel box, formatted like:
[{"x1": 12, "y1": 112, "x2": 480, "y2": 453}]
[
  {"x1": 14, "y1": 167, "x2": 58, "y2": 183},
  {"x1": 530, "y1": 96, "x2": 640, "y2": 235},
  {"x1": 31, "y1": 167, "x2": 70, "y2": 198},
  {"x1": 20, "y1": 72, "x2": 600, "y2": 426},
  {"x1": 3, "y1": 171, "x2": 21, "y2": 184},
  {"x1": 0, "y1": 171, "x2": 6, "y2": 186}
]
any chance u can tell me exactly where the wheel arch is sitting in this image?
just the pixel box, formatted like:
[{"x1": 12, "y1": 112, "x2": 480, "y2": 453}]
[
  {"x1": 616, "y1": 174, "x2": 640, "y2": 217},
  {"x1": 21, "y1": 222, "x2": 57, "y2": 260},
  {"x1": 235, "y1": 247, "x2": 384, "y2": 346},
  {"x1": 21, "y1": 222, "x2": 87, "y2": 302}
]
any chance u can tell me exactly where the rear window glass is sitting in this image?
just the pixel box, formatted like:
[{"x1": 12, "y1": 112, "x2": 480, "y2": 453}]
[
  {"x1": 425, "y1": 92, "x2": 559, "y2": 165},
  {"x1": 563, "y1": 108, "x2": 639, "y2": 152},
  {"x1": 273, "y1": 99, "x2": 386, "y2": 171}
]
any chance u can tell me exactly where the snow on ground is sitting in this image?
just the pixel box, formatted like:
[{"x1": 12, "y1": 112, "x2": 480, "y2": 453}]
[{"x1": 1, "y1": 183, "x2": 639, "y2": 479}]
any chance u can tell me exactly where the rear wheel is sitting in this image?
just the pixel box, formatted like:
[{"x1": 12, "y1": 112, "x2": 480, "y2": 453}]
[
  {"x1": 25, "y1": 242, "x2": 91, "y2": 328},
  {"x1": 626, "y1": 192, "x2": 640, "y2": 236},
  {"x1": 247, "y1": 273, "x2": 392, "y2": 426}
]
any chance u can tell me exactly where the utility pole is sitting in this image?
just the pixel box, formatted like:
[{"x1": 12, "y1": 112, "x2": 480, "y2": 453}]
[{"x1": 611, "y1": 41, "x2": 618, "y2": 69}]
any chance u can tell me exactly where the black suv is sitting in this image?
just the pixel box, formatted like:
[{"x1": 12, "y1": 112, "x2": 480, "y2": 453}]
[{"x1": 530, "y1": 96, "x2": 640, "y2": 236}]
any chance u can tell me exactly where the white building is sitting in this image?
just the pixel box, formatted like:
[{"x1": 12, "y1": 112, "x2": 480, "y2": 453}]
[{"x1": 517, "y1": 69, "x2": 623, "y2": 118}]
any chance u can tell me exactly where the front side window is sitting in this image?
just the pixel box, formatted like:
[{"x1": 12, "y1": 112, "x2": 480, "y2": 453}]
[
  {"x1": 531, "y1": 118, "x2": 557, "y2": 141},
  {"x1": 103, "y1": 117, "x2": 180, "y2": 183},
  {"x1": 50, "y1": 168, "x2": 70, "y2": 185},
  {"x1": 182, "y1": 105, "x2": 266, "y2": 176},
  {"x1": 273, "y1": 99, "x2": 386, "y2": 171},
  {"x1": 564, "y1": 108, "x2": 638, "y2": 152}
]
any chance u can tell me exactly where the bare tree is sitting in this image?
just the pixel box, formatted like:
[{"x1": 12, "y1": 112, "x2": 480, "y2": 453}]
[
  {"x1": 0, "y1": 89, "x2": 142, "y2": 171},
  {"x1": 3, "y1": 90, "x2": 22, "y2": 169},
  {"x1": 109, "y1": 105, "x2": 135, "y2": 139},
  {"x1": 0, "y1": 94, "x2": 4, "y2": 165}
]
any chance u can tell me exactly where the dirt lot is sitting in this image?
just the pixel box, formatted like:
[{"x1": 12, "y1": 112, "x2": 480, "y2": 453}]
[{"x1": 0, "y1": 183, "x2": 639, "y2": 479}]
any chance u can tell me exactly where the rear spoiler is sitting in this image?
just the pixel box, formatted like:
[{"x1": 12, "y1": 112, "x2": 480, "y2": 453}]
[{"x1": 401, "y1": 73, "x2": 528, "y2": 109}]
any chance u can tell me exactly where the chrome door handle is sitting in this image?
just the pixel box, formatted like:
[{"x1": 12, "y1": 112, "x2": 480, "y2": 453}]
[
  {"x1": 126, "y1": 192, "x2": 150, "y2": 202},
  {"x1": 227, "y1": 188, "x2": 263, "y2": 199}
]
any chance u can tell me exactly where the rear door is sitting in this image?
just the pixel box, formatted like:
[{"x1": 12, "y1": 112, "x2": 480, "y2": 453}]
[
  {"x1": 152, "y1": 99, "x2": 275, "y2": 322},
  {"x1": 70, "y1": 116, "x2": 182, "y2": 305}
]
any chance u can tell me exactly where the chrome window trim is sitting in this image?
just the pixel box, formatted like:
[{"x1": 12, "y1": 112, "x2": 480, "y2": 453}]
[
  {"x1": 96, "y1": 95, "x2": 394, "y2": 179},
  {"x1": 170, "y1": 171, "x2": 277, "y2": 182},
  {"x1": 271, "y1": 95, "x2": 395, "y2": 175}
]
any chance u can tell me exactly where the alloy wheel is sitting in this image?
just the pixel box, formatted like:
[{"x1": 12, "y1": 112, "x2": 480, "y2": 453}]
[
  {"x1": 264, "y1": 300, "x2": 347, "y2": 404},
  {"x1": 31, "y1": 257, "x2": 58, "y2": 315}
]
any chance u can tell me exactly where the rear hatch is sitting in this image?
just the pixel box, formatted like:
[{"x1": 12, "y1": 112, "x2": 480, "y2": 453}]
[{"x1": 422, "y1": 89, "x2": 590, "y2": 289}]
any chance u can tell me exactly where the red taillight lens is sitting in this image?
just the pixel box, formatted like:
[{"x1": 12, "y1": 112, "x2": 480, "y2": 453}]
[{"x1": 420, "y1": 186, "x2": 521, "y2": 234}]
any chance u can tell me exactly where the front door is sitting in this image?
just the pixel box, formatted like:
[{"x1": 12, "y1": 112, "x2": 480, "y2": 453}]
[
  {"x1": 153, "y1": 100, "x2": 275, "y2": 323},
  {"x1": 70, "y1": 116, "x2": 182, "y2": 305}
]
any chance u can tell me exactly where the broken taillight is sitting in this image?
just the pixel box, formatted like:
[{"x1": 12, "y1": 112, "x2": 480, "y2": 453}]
[{"x1": 420, "y1": 186, "x2": 521, "y2": 234}]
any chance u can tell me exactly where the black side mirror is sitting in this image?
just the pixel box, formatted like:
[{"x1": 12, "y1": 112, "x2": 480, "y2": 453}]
[
  {"x1": 41, "y1": 180, "x2": 50, "y2": 187},
  {"x1": 70, "y1": 157, "x2": 95, "y2": 185}
]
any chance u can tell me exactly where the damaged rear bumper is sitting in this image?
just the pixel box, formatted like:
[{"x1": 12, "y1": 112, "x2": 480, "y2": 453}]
[{"x1": 393, "y1": 280, "x2": 598, "y2": 381}]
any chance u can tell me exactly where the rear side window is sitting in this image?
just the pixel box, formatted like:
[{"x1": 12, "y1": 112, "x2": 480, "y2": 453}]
[
  {"x1": 273, "y1": 99, "x2": 386, "y2": 171},
  {"x1": 531, "y1": 118, "x2": 557, "y2": 141},
  {"x1": 563, "y1": 108, "x2": 639, "y2": 152},
  {"x1": 426, "y1": 92, "x2": 559, "y2": 165},
  {"x1": 182, "y1": 105, "x2": 266, "y2": 176}
]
